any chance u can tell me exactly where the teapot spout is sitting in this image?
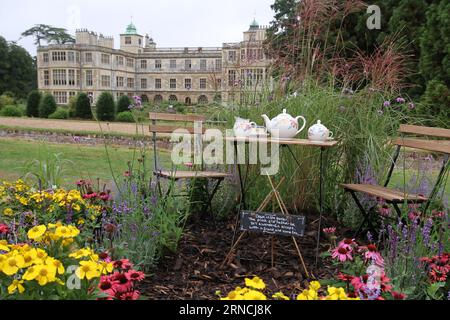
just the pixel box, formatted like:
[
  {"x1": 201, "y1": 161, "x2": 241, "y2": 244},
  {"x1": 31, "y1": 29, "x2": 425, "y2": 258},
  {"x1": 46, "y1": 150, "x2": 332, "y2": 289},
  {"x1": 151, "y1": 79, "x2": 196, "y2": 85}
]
[{"x1": 262, "y1": 114, "x2": 271, "y2": 131}]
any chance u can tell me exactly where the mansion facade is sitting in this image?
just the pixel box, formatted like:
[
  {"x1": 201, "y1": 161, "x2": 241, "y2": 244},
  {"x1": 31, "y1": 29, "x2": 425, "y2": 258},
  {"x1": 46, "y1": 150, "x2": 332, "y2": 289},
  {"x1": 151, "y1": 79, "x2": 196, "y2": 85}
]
[{"x1": 36, "y1": 20, "x2": 271, "y2": 106}]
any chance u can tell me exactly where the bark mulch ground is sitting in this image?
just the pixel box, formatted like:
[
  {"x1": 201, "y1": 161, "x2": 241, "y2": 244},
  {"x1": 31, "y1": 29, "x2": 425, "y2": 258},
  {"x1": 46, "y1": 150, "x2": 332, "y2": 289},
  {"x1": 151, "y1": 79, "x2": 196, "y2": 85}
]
[{"x1": 139, "y1": 211, "x2": 345, "y2": 300}]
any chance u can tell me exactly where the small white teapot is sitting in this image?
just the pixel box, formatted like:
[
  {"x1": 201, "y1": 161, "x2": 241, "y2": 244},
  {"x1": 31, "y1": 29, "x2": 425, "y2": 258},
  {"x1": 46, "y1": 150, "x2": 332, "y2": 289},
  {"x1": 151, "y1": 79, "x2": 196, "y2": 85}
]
[
  {"x1": 308, "y1": 120, "x2": 334, "y2": 142},
  {"x1": 262, "y1": 109, "x2": 306, "y2": 139},
  {"x1": 233, "y1": 117, "x2": 257, "y2": 137}
]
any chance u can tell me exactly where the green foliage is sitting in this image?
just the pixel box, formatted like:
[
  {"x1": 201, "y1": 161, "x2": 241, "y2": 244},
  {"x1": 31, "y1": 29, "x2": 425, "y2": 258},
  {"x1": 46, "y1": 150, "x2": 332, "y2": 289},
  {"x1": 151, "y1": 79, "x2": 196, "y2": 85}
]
[
  {"x1": 117, "y1": 95, "x2": 132, "y2": 113},
  {"x1": 95, "y1": 92, "x2": 116, "y2": 121},
  {"x1": 116, "y1": 111, "x2": 134, "y2": 123},
  {"x1": 75, "y1": 93, "x2": 92, "y2": 119},
  {"x1": 26, "y1": 90, "x2": 41, "y2": 117},
  {"x1": 49, "y1": 107, "x2": 69, "y2": 119},
  {"x1": 421, "y1": 79, "x2": 450, "y2": 122},
  {"x1": 0, "y1": 37, "x2": 36, "y2": 98},
  {"x1": 38, "y1": 93, "x2": 57, "y2": 118},
  {"x1": 21, "y1": 24, "x2": 74, "y2": 46},
  {"x1": 0, "y1": 94, "x2": 15, "y2": 109},
  {"x1": 0, "y1": 105, "x2": 22, "y2": 117},
  {"x1": 67, "y1": 95, "x2": 77, "y2": 118},
  {"x1": 24, "y1": 150, "x2": 74, "y2": 190},
  {"x1": 419, "y1": 1, "x2": 450, "y2": 85}
]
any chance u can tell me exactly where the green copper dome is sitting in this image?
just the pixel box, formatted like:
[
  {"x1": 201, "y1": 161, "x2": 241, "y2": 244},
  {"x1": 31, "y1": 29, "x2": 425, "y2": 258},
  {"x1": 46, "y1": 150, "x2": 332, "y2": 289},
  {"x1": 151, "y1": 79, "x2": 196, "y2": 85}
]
[
  {"x1": 125, "y1": 22, "x2": 138, "y2": 35},
  {"x1": 249, "y1": 18, "x2": 259, "y2": 30}
]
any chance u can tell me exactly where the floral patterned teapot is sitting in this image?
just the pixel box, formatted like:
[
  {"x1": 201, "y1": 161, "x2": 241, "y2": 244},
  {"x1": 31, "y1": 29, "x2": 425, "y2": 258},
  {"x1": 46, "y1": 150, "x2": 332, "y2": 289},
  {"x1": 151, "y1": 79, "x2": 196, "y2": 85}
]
[
  {"x1": 308, "y1": 120, "x2": 334, "y2": 142},
  {"x1": 262, "y1": 109, "x2": 306, "y2": 139},
  {"x1": 233, "y1": 117, "x2": 257, "y2": 137}
]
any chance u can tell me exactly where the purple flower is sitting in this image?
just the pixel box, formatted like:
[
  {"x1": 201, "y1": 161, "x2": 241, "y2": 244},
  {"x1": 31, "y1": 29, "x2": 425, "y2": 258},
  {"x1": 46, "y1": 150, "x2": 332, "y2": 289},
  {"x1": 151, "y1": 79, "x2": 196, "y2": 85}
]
[
  {"x1": 73, "y1": 136, "x2": 81, "y2": 143},
  {"x1": 383, "y1": 101, "x2": 391, "y2": 107},
  {"x1": 396, "y1": 97, "x2": 406, "y2": 104},
  {"x1": 408, "y1": 103, "x2": 416, "y2": 110}
]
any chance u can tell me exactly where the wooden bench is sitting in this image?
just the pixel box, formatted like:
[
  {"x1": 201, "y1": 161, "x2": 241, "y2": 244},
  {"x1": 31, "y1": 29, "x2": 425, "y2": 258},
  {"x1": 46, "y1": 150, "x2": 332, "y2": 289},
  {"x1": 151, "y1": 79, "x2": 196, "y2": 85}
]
[
  {"x1": 149, "y1": 112, "x2": 231, "y2": 210},
  {"x1": 341, "y1": 124, "x2": 450, "y2": 236}
]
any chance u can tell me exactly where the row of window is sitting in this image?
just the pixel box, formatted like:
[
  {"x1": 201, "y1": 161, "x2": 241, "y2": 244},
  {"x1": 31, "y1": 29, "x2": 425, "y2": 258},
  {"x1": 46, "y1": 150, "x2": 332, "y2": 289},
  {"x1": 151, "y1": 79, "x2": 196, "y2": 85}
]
[
  {"x1": 43, "y1": 70, "x2": 218, "y2": 90},
  {"x1": 43, "y1": 51, "x2": 223, "y2": 71},
  {"x1": 227, "y1": 48, "x2": 265, "y2": 62},
  {"x1": 227, "y1": 69, "x2": 265, "y2": 86}
]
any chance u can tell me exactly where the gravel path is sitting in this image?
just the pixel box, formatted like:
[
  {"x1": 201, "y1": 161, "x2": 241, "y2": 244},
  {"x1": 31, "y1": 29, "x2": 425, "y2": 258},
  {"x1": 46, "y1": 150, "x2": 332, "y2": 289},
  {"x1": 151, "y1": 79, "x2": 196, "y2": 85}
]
[{"x1": 0, "y1": 117, "x2": 150, "y2": 136}]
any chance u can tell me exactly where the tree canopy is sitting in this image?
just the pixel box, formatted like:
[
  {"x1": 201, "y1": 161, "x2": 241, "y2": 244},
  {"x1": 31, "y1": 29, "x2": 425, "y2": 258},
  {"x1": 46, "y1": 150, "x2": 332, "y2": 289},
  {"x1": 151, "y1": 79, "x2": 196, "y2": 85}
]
[{"x1": 21, "y1": 24, "x2": 75, "y2": 47}]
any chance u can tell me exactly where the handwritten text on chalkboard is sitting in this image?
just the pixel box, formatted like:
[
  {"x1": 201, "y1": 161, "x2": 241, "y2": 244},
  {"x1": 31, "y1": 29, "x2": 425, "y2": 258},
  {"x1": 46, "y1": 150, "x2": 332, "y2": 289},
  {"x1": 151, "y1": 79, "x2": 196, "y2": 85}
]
[{"x1": 240, "y1": 211, "x2": 305, "y2": 237}]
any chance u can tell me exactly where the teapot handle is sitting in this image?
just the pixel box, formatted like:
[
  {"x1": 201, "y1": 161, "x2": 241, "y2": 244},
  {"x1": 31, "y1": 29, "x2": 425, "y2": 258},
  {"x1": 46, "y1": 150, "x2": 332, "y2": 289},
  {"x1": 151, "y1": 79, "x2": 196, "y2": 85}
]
[{"x1": 296, "y1": 116, "x2": 307, "y2": 135}]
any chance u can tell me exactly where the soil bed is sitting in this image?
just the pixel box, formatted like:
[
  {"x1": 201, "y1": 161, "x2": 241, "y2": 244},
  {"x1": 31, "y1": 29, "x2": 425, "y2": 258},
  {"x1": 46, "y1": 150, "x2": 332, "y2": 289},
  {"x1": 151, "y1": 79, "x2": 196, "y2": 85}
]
[{"x1": 139, "y1": 211, "x2": 343, "y2": 300}]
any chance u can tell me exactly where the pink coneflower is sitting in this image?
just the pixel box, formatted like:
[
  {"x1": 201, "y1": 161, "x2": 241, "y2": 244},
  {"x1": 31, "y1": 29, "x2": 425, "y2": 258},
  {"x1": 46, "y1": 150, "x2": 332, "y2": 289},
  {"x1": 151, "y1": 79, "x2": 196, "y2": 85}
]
[
  {"x1": 126, "y1": 270, "x2": 145, "y2": 282},
  {"x1": 362, "y1": 244, "x2": 385, "y2": 267},
  {"x1": 337, "y1": 273, "x2": 354, "y2": 283},
  {"x1": 379, "y1": 205, "x2": 391, "y2": 217},
  {"x1": 332, "y1": 246, "x2": 353, "y2": 262},
  {"x1": 111, "y1": 273, "x2": 133, "y2": 294},
  {"x1": 380, "y1": 273, "x2": 393, "y2": 293},
  {"x1": 99, "y1": 252, "x2": 112, "y2": 262},
  {"x1": 323, "y1": 227, "x2": 336, "y2": 234},
  {"x1": 113, "y1": 259, "x2": 133, "y2": 270},
  {"x1": 99, "y1": 192, "x2": 111, "y2": 202},
  {"x1": 338, "y1": 238, "x2": 356, "y2": 251},
  {"x1": 392, "y1": 291, "x2": 407, "y2": 300},
  {"x1": 98, "y1": 279, "x2": 116, "y2": 297},
  {"x1": 0, "y1": 223, "x2": 9, "y2": 235},
  {"x1": 120, "y1": 290, "x2": 140, "y2": 300},
  {"x1": 408, "y1": 211, "x2": 421, "y2": 222}
]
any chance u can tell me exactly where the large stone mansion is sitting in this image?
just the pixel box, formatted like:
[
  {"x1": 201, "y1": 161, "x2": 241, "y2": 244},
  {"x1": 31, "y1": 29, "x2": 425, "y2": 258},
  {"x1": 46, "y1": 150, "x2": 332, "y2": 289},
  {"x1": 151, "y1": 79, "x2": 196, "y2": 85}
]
[{"x1": 36, "y1": 20, "x2": 271, "y2": 106}]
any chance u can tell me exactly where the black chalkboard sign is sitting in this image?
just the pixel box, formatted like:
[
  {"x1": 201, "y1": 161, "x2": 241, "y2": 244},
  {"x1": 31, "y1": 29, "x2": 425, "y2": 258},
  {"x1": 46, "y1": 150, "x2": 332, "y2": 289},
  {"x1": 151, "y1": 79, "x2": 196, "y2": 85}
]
[{"x1": 240, "y1": 211, "x2": 305, "y2": 237}]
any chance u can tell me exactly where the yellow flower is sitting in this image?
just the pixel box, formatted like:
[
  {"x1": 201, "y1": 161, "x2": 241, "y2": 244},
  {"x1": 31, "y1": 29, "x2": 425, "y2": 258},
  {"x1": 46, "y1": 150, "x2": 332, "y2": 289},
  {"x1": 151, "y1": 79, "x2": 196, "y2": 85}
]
[
  {"x1": 46, "y1": 257, "x2": 65, "y2": 275},
  {"x1": 3, "y1": 208, "x2": 14, "y2": 217},
  {"x1": 243, "y1": 289, "x2": 267, "y2": 300},
  {"x1": 69, "y1": 248, "x2": 95, "y2": 260},
  {"x1": 54, "y1": 226, "x2": 71, "y2": 238},
  {"x1": 34, "y1": 264, "x2": 57, "y2": 286},
  {"x1": 2, "y1": 255, "x2": 25, "y2": 276},
  {"x1": 76, "y1": 261, "x2": 101, "y2": 280},
  {"x1": 272, "y1": 292, "x2": 290, "y2": 300},
  {"x1": 244, "y1": 276, "x2": 266, "y2": 290},
  {"x1": 297, "y1": 289, "x2": 319, "y2": 300},
  {"x1": 77, "y1": 218, "x2": 85, "y2": 225},
  {"x1": 22, "y1": 250, "x2": 38, "y2": 267},
  {"x1": 22, "y1": 265, "x2": 39, "y2": 281},
  {"x1": 67, "y1": 225, "x2": 80, "y2": 237},
  {"x1": 18, "y1": 197, "x2": 29, "y2": 206},
  {"x1": 34, "y1": 249, "x2": 48, "y2": 264},
  {"x1": 309, "y1": 281, "x2": 321, "y2": 291},
  {"x1": 325, "y1": 287, "x2": 348, "y2": 300},
  {"x1": 98, "y1": 261, "x2": 114, "y2": 275},
  {"x1": 8, "y1": 279, "x2": 25, "y2": 294},
  {"x1": 0, "y1": 240, "x2": 10, "y2": 252},
  {"x1": 27, "y1": 225, "x2": 47, "y2": 240}
]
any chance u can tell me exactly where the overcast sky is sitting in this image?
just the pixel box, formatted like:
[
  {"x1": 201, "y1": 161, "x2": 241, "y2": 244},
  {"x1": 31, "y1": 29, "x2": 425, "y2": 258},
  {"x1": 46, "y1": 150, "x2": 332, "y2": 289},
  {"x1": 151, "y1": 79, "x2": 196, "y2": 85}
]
[{"x1": 0, "y1": 0, "x2": 275, "y2": 56}]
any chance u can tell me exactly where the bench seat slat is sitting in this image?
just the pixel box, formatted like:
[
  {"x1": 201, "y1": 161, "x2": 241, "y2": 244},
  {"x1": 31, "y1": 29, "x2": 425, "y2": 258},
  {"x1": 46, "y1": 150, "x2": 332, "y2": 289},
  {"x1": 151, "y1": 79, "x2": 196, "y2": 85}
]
[
  {"x1": 155, "y1": 171, "x2": 231, "y2": 180},
  {"x1": 393, "y1": 138, "x2": 450, "y2": 154},
  {"x1": 149, "y1": 113, "x2": 206, "y2": 122},
  {"x1": 341, "y1": 184, "x2": 428, "y2": 202},
  {"x1": 400, "y1": 124, "x2": 450, "y2": 139}
]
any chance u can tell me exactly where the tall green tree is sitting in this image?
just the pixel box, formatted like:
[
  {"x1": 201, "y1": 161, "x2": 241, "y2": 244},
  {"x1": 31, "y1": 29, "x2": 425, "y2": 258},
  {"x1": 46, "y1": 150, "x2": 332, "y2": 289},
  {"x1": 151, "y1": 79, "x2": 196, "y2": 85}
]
[
  {"x1": 26, "y1": 90, "x2": 41, "y2": 117},
  {"x1": 21, "y1": 24, "x2": 74, "y2": 46},
  {"x1": 39, "y1": 94, "x2": 57, "y2": 118},
  {"x1": 96, "y1": 92, "x2": 116, "y2": 121},
  {"x1": 75, "y1": 93, "x2": 92, "y2": 119},
  {"x1": 117, "y1": 95, "x2": 132, "y2": 113},
  {"x1": 0, "y1": 36, "x2": 36, "y2": 98}
]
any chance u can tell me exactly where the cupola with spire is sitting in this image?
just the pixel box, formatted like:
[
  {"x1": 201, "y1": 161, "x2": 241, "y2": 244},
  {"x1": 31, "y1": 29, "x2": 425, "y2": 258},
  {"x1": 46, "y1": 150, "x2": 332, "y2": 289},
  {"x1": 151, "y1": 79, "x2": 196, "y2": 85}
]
[{"x1": 120, "y1": 20, "x2": 144, "y2": 54}]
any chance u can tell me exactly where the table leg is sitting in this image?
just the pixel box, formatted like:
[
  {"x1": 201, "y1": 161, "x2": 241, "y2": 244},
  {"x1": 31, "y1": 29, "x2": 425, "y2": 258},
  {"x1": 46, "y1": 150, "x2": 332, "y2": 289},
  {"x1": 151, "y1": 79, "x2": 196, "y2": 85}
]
[{"x1": 315, "y1": 147, "x2": 325, "y2": 267}]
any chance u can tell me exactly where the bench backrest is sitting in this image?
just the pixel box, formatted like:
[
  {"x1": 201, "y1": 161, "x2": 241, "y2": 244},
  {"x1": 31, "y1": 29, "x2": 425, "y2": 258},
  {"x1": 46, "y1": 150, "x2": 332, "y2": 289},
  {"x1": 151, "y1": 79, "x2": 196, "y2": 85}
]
[
  {"x1": 149, "y1": 112, "x2": 206, "y2": 134},
  {"x1": 394, "y1": 125, "x2": 450, "y2": 154}
]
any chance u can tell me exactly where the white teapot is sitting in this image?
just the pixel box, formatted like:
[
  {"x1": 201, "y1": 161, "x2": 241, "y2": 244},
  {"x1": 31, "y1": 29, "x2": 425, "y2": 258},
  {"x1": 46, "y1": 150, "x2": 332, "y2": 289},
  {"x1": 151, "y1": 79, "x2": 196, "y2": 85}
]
[
  {"x1": 308, "y1": 120, "x2": 334, "y2": 142},
  {"x1": 233, "y1": 117, "x2": 257, "y2": 137},
  {"x1": 262, "y1": 109, "x2": 306, "y2": 139}
]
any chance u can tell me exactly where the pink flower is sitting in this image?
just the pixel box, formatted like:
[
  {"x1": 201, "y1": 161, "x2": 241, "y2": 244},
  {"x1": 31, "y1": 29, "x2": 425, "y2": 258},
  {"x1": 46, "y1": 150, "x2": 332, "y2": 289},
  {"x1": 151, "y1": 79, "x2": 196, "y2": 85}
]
[
  {"x1": 120, "y1": 290, "x2": 140, "y2": 300},
  {"x1": 332, "y1": 246, "x2": 353, "y2": 262},
  {"x1": 111, "y1": 273, "x2": 133, "y2": 294},
  {"x1": 113, "y1": 259, "x2": 133, "y2": 271},
  {"x1": 126, "y1": 270, "x2": 145, "y2": 282},
  {"x1": 0, "y1": 223, "x2": 9, "y2": 235},
  {"x1": 323, "y1": 227, "x2": 336, "y2": 234},
  {"x1": 379, "y1": 205, "x2": 391, "y2": 217},
  {"x1": 98, "y1": 279, "x2": 116, "y2": 298},
  {"x1": 337, "y1": 238, "x2": 356, "y2": 251},
  {"x1": 184, "y1": 162, "x2": 194, "y2": 168},
  {"x1": 361, "y1": 244, "x2": 385, "y2": 267}
]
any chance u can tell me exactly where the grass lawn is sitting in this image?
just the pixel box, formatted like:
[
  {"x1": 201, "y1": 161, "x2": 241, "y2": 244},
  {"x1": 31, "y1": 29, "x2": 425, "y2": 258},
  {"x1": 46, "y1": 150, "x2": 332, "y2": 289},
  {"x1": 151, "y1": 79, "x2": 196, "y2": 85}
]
[{"x1": 0, "y1": 137, "x2": 172, "y2": 189}]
